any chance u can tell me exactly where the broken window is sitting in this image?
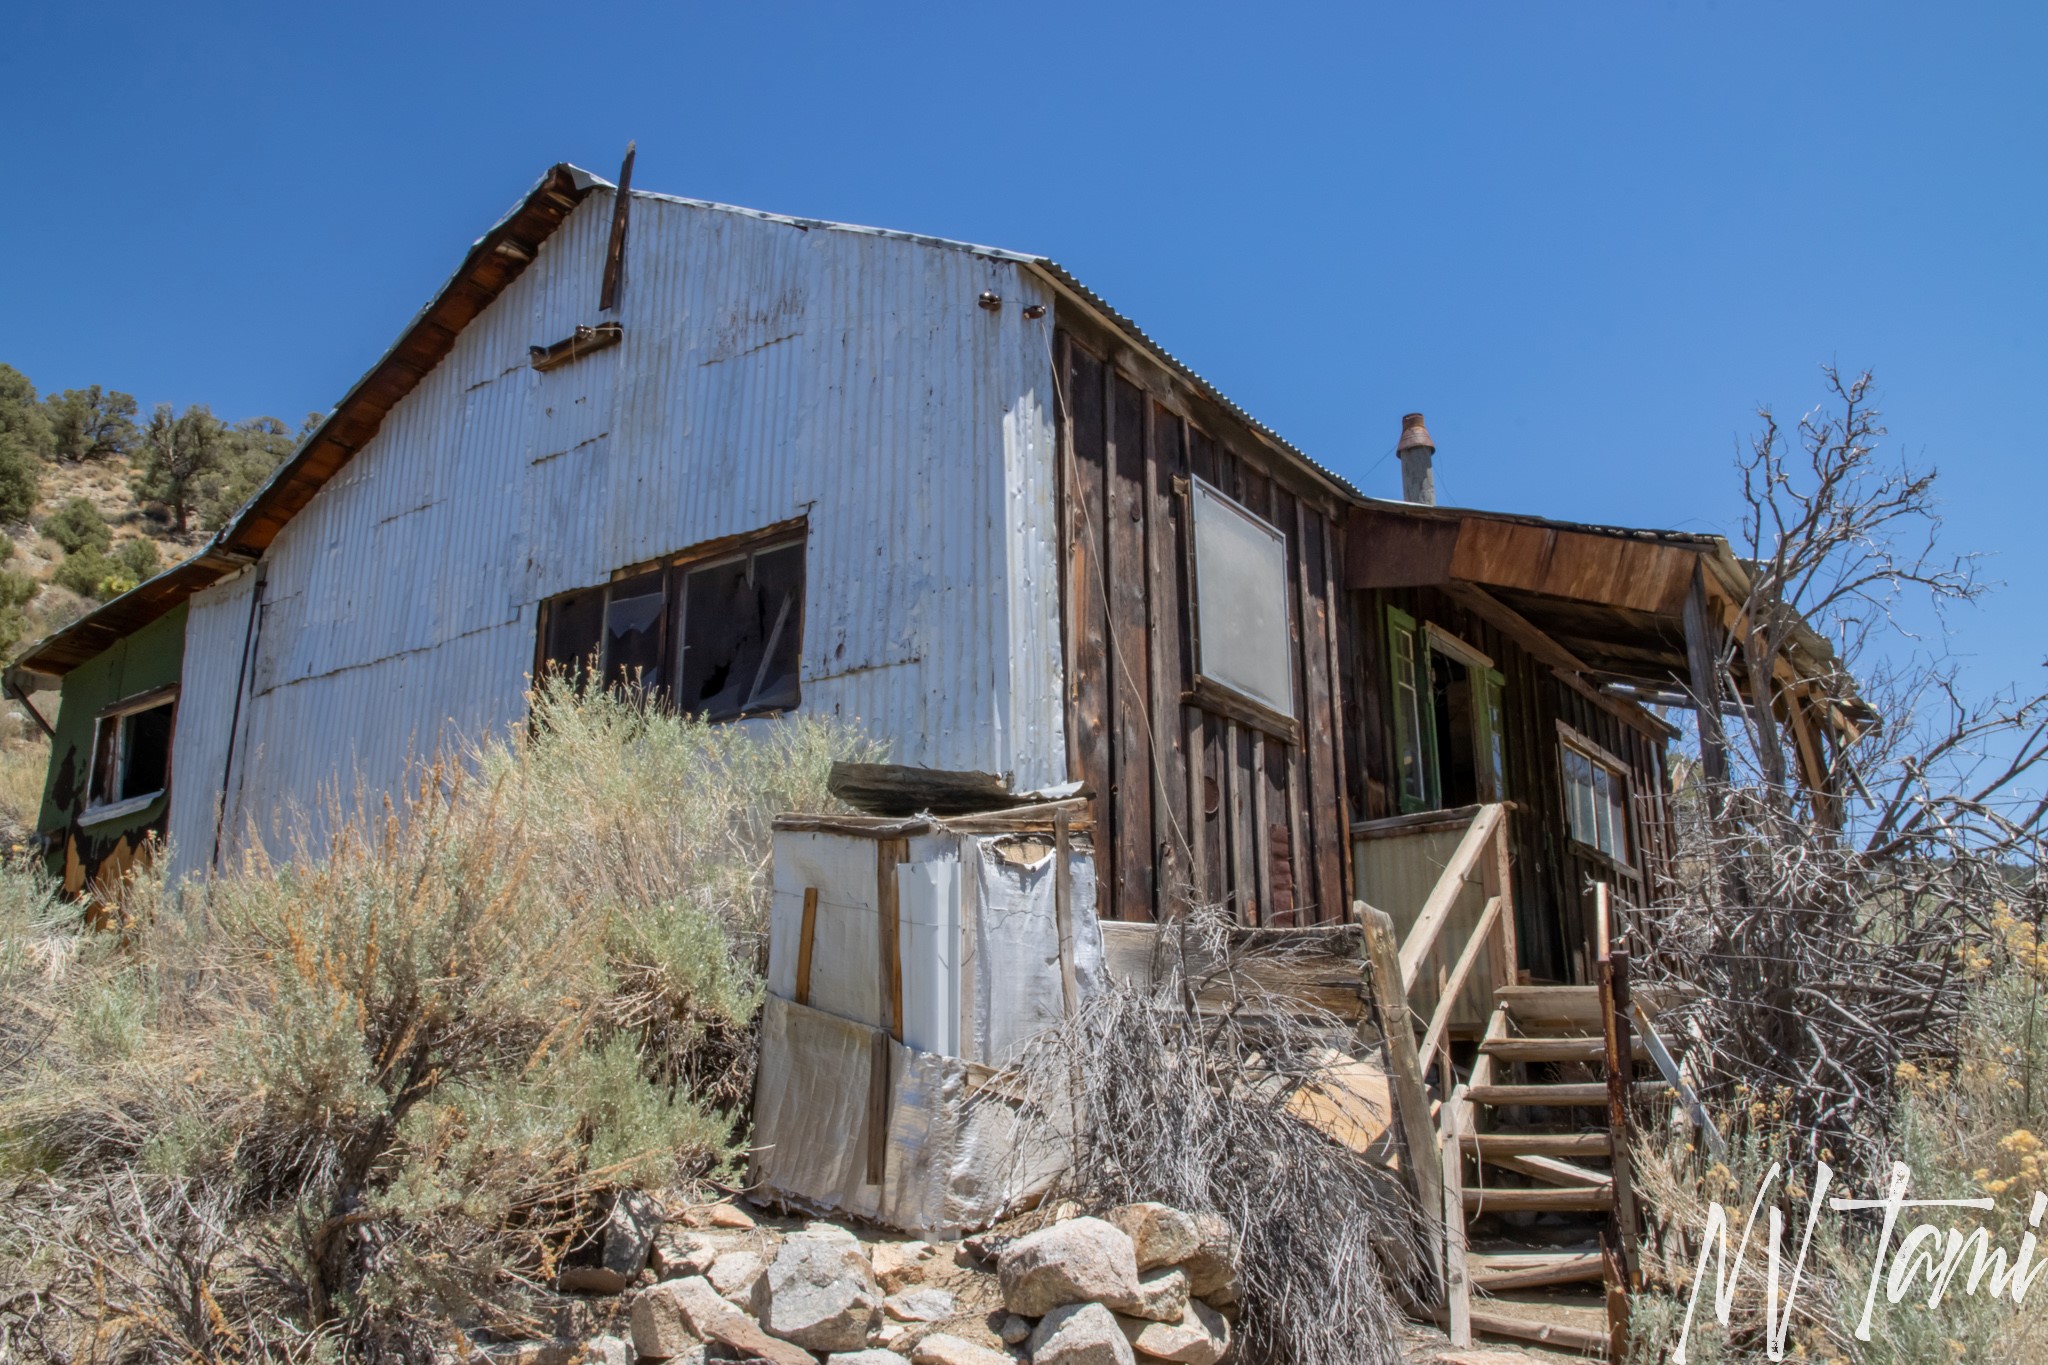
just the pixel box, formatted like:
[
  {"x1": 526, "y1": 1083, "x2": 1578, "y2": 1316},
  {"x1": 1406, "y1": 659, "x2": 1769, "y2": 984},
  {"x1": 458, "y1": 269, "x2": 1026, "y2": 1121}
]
[
  {"x1": 535, "y1": 527, "x2": 806, "y2": 721},
  {"x1": 1561, "y1": 732, "x2": 1629, "y2": 860},
  {"x1": 1190, "y1": 478, "x2": 1294, "y2": 721},
  {"x1": 676, "y1": 540, "x2": 805, "y2": 719},
  {"x1": 86, "y1": 688, "x2": 177, "y2": 818}
]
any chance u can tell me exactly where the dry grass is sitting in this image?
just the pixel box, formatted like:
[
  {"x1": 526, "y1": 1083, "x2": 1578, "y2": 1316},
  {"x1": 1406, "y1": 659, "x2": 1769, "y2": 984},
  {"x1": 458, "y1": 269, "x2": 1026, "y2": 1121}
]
[
  {"x1": 1006, "y1": 909, "x2": 1414, "y2": 1365},
  {"x1": 0, "y1": 680, "x2": 881, "y2": 1363}
]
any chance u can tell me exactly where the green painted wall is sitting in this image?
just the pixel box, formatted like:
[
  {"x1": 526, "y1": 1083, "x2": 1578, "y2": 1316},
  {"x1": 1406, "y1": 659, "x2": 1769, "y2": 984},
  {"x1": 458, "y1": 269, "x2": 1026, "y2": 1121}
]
[{"x1": 38, "y1": 603, "x2": 188, "y2": 887}]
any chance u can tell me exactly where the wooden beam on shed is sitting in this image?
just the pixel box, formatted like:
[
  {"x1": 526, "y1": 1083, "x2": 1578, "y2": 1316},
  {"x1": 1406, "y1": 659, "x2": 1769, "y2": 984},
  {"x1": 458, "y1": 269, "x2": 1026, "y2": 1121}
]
[{"x1": 599, "y1": 141, "x2": 635, "y2": 312}]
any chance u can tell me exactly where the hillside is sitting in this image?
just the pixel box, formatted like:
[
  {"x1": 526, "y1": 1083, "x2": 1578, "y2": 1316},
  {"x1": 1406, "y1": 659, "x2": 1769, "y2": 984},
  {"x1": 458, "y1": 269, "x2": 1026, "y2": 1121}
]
[{"x1": 0, "y1": 363, "x2": 304, "y2": 841}]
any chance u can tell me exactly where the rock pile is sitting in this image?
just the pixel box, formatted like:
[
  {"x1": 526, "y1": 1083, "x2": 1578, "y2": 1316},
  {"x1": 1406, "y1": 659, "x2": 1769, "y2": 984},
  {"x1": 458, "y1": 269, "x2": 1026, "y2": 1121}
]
[{"x1": 470, "y1": 1196, "x2": 1236, "y2": 1365}]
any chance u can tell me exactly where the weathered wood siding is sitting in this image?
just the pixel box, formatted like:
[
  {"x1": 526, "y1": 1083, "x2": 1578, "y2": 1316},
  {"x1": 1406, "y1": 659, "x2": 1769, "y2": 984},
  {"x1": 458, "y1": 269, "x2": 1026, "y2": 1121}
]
[
  {"x1": 1055, "y1": 325, "x2": 1351, "y2": 926},
  {"x1": 1348, "y1": 586, "x2": 1673, "y2": 982}
]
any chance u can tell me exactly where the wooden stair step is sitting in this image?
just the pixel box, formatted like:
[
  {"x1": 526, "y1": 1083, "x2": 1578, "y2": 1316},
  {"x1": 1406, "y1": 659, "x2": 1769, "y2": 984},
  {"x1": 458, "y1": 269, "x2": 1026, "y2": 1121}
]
[
  {"x1": 1463, "y1": 1185, "x2": 1615, "y2": 1213},
  {"x1": 1481, "y1": 1152, "x2": 1614, "y2": 1189},
  {"x1": 1496, "y1": 982, "x2": 1683, "y2": 1025},
  {"x1": 1462, "y1": 1305, "x2": 1611, "y2": 1355},
  {"x1": 1462, "y1": 1131, "x2": 1611, "y2": 1157},
  {"x1": 1470, "y1": 1250, "x2": 1606, "y2": 1291},
  {"x1": 1480, "y1": 1036, "x2": 1647, "y2": 1064},
  {"x1": 1467, "y1": 1080, "x2": 1667, "y2": 1107}
]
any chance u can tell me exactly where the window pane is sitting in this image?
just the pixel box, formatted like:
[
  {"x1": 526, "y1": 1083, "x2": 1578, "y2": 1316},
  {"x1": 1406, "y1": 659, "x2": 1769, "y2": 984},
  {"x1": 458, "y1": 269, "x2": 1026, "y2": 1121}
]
[
  {"x1": 1192, "y1": 481, "x2": 1294, "y2": 717},
  {"x1": 1564, "y1": 748, "x2": 1594, "y2": 844},
  {"x1": 541, "y1": 587, "x2": 604, "y2": 682},
  {"x1": 1606, "y1": 772, "x2": 1630, "y2": 860},
  {"x1": 119, "y1": 704, "x2": 174, "y2": 800},
  {"x1": 1592, "y1": 763, "x2": 1614, "y2": 855},
  {"x1": 679, "y1": 541, "x2": 807, "y2": 721},
  {"x1": 89, "y1": 720, "x2": 121, "y2": 805},
  {"x1": 603, "y1": 570, "x2": 667, "y2": 692},
  {"x1": 1394, "y1": 627, "x2": 1427, "y2": 806}
]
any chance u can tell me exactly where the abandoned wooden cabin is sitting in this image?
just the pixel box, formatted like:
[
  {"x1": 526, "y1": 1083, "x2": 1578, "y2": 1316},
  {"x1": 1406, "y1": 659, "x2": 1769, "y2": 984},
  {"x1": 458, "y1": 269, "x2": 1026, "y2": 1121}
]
[
  {"x1": 5, "y1": 154, "x2": 1857, "y2": 972},
  {"x1": 6, "y1": 157, "x2": 1860, "y2": 1350}
]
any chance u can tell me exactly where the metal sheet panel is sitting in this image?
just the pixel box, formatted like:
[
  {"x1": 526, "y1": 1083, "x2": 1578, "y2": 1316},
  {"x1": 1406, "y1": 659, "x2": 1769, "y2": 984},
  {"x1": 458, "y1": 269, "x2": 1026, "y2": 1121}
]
[
  {"x1": 166, "y1": 569, "x2": 256, "y2": 884},
  {"x1": 211, "y1": 193, "x2": 1064, "y2": 863}
]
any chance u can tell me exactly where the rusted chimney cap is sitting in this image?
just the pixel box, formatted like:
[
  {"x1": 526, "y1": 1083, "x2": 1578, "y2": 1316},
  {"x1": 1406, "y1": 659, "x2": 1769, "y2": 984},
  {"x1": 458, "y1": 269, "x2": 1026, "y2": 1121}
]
[{"x1": 1398, "y1": 412, "x2": 1435, "y2": 454}]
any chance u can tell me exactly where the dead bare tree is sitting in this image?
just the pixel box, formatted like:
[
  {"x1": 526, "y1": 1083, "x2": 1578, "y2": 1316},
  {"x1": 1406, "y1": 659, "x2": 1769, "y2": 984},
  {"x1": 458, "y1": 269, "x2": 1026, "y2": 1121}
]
[{"x1": 1643, "y1": 367, "x2": 2048, "y2": 1167}]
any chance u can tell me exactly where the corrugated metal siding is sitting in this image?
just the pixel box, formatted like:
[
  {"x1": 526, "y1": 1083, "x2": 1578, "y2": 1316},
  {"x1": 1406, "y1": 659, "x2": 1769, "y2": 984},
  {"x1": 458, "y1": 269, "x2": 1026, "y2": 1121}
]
[
  {"x1": 191, "y1": 193, "x2": 1064, "y2": 864},
  {"x1": 166, "y1": 569, "x2": 254, "y2": 883}
]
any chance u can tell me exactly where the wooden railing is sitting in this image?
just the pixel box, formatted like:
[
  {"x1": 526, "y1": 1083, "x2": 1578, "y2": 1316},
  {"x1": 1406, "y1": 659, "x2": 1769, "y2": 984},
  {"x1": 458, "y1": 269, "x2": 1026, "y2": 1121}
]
[{"x1": 1356, "y1": 802, "x2": 1520, "y2": 1287}]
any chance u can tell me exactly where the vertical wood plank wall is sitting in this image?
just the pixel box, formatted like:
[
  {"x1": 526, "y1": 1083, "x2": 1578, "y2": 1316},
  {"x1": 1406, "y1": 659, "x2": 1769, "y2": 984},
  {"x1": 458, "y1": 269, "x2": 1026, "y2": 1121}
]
[
  {"x1": 1056, "y1": 328, "x2": 1352, "y2": 926},
  {"x1": 1348, "y1": 585, "x2": 1674, "y2": 983}
]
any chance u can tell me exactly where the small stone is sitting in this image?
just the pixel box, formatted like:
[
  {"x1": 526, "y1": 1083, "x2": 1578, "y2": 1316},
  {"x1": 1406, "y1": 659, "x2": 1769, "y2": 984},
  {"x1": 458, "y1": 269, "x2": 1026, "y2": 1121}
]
[
  {"x1": 1027, "y1": 1303, "x2": 1136, "y2": 1365},
  {"x1": 804, "y1": 1220, "x2": 861, "y2": 1243},
  {"x1": 630, "y1": 1276, "x2": 809, "y2": 1365},
  {"x1": 1117, "y1": 1301, "x2": 1231, "y2": 1365},
  {"x1": 1175, "y1": 1214, "x2": 1237, "y2": 1305},
  {"x1": 882, "y1": 1288, "x2": 956, "y2": 1322},
  {"x1": 582, "y1": 1335, "x2": 633, "y2": 1365},
  {"x1": 874, "y1": 1321, "x2": 914, "y2": 1350},
  {"x1": 556, "y1": 1266, "x2": 631, "y2": 1295},
  {"x1": 825, "y1": 1352, "x2": 912, "y2": 1365},
  {"x1": 909, "y1": 1334, "x2": 1016, "y2": 1365},
  {"x1": 603, "y1": 1191, "x2": 664, "y2": 1282},
  {"x1": 1105, "y1": 1204, "x2": 1202, "y2": 1272},
  {"x1": 706, "y1": 1249, "x2": 764, "y2": 1301},
  {"x1": 653, "y1": 1233, "x2": 718, "y2": 1280},
  {"x1": 996, "y1": 1217, "x2": 1142, "y2": 1317},
  {"x1": 1123, "y1": 1267, "x2": 1189, "y2": 1323},
  {"x1": 751, "y1": 1231, "x2": 882, "y2": 1352},
  {"x1": 869, "y1": 1240, "x2": 936, "y2": 1291},
  {"x1": 701, "y1": 1201, "x2": 756, "y2": 1230},
  {"x1": 629, "y1": 1280, "x2": 705, "y2": 1360},
  {"x1": 467, "y1": 1341, "x2": 578, "y2": 1365},
  {"x1": 959, "y1": 1230, "x2": 1011, "y2": 1263},
  {"x1": 998, "y1": 1315, "x2": 1032, "y2": 1345}
]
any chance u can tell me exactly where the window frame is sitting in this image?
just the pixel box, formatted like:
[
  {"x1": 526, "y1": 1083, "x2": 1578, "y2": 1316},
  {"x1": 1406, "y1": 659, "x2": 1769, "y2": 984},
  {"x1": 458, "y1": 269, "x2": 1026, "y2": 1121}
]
[
  {"x1": 1388, "y1": 612, "x2": 1509, "y2": 813},
  {"x1": 1558, "y1": 721, "x2": 1632, "y2": 862},
  {"x1": 81, "y1": 684, "x2": 179, "y2": 826},
  {"x1": 1185, "y1": 476, "x2": 1299, "y2": 737},
  {"x1": 532, "y1": 519, "x2": 808, "y2": 722}
]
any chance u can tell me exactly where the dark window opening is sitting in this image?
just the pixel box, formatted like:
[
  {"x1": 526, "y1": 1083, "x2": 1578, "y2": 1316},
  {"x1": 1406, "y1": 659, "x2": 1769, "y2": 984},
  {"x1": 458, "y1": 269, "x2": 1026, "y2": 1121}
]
[
  {"x1": 1387, "y1": 609, "x2": 1508, "y2": 813},
  {"x1": 88, "y1": 695, "x2": 177, "y2": 811},
  {"x1": 1429, "y1": 652, "x2": 1479, "y2": 808},
  {"x1": 535, "y1": 529, "x2": 806, "y2": 722}
]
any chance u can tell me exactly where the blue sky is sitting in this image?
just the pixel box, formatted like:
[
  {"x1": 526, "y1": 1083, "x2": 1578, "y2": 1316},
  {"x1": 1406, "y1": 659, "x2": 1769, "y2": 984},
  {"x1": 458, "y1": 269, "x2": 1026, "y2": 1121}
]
[{"x1": 2, "y1": 3, "x2": 2041, "y2": 709}]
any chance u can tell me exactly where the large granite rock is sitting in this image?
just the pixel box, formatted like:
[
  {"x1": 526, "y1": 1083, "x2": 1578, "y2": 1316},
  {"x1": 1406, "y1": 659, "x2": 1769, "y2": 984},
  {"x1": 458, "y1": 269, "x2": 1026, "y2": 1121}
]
[
  {"x1": 995, "y1": 1217, "x2": 1141, "y2": 1317},
  {"x1": 1026, "y1": 1303, "x2": 1137, "y2": 1365},
  {"x1": 750, "y1": 1231, "x2": 882, "y2": 1352},
  {"x1": 1118, "y1": 1300, "x2": 1232, "y2": 1365},
  {"x1": 1105, "y1": 1204, "x2": 1201, "y2": 1272}
]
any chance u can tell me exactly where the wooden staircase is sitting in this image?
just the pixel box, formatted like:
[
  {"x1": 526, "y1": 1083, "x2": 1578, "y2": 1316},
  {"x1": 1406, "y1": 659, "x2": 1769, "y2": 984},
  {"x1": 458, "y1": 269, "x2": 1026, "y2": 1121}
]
[
  {"x1": 1358, "y1": 809, "x2": 1698, "y2": 1361},
  {"x1": 1439, "y1": 962, "x2": 1648, "y2": 1360}
]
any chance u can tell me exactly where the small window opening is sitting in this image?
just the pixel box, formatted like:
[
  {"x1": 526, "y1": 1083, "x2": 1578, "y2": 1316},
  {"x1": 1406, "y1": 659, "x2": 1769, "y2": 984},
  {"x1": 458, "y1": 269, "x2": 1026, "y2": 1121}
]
[
  {"x1": 536, "y1": 528, "x2": 806, "y2": 722},
  {"x1": 87, "y1": 691, "x2": 177, "y2": 815}
]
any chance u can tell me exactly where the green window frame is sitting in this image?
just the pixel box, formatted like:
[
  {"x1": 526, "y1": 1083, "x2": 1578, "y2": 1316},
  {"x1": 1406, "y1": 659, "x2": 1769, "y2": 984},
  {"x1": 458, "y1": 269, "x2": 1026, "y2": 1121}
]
[
  {"x1": 1387, "y1": 606, "x2": 1436, "y2": 812},
  {"x1": 1389, "y1": 608, "x2": 1511, "y2": 813}
]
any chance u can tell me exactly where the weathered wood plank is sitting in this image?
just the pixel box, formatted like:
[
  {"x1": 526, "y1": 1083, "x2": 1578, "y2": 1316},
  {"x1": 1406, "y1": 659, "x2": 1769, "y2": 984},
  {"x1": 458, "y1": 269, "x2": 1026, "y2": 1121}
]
[
  {"x1": 1108, "y1": 373, "x2": 1155, "y2": 920},
  {"x1": 1063, "y1": 339, "x2": 1114, "y2": 921}
]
